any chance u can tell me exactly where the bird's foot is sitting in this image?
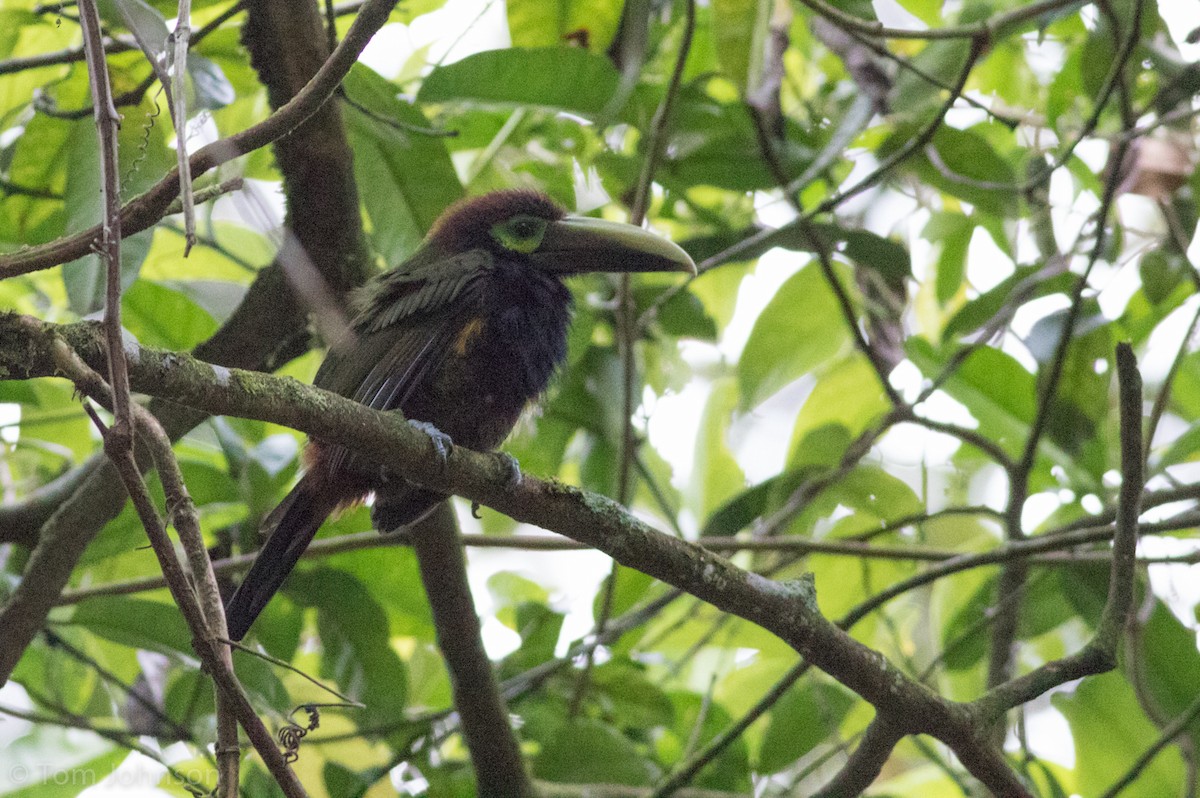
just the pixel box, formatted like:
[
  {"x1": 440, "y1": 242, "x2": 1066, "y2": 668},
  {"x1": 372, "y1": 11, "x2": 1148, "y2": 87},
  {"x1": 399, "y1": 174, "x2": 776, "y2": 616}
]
[
  {"x1": 469, "y1": 455, "x2": 522, "y2": 520},
  {"x1": 408, "y1": 420, "x2": 454, "y2": 466},
  {"x1": 495, "y1": 452, "x2": 522, "y2": 490}
]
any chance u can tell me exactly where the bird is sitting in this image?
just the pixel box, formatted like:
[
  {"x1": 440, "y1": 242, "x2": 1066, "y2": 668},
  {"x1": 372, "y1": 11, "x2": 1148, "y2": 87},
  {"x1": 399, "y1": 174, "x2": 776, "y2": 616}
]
[{"x1": 225, "y1": 189, "x2": 695, "y2": 640}]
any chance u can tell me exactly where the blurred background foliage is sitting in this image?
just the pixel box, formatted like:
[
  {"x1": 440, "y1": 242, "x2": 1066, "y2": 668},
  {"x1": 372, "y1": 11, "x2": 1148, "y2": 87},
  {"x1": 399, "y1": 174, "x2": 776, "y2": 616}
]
[{"x1": 1, "y1": 0, "x2": 1199, "y2": 795}]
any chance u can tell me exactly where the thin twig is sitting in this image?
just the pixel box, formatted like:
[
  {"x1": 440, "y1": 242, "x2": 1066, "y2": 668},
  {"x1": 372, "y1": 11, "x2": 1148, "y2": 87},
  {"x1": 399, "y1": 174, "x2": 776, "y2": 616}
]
[
  {"x1": 811, "y1": 715, "x2": 905, "y2": 798},
  {"x1": 973, "y1": 343, "x2": 1143, "y2": 722},
  {"x1": 172, "y1": 0, "x2": 196, "y2": 254},
  {"x1": 48, "y1": 339, "x2": 307, "y2": 796},
  {"x1": 987, "y1": 0, "x2": 1143, "y2": 696},
  {"x1": 1145, "y1": 300, "x2": 1200, "y2": 465},
  {"x1": 77, "y1": 0, "x2": 132, "y2": 455},
  {"x1": 0, "y1": 0, "x2": 400, "y2": 281},
  {"x1": 1099, "y1": 691, "x2": 1200, "y2": 798},
  {"x1": 796, "y1": 0, "x2": 1077, "y2": 41}
]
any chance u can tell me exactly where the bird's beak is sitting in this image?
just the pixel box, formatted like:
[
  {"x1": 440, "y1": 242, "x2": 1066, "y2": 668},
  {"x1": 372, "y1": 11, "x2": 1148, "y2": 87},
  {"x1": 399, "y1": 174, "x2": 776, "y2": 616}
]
[{"x1": 532, "y1": 216, "x2": 697, "y2": 276}]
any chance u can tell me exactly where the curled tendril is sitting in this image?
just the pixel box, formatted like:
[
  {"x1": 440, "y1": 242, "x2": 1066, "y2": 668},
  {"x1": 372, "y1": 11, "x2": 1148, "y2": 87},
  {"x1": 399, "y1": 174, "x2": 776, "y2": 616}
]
[
  {"x1": 278, "y1": 704, "x2": 321, "y2": 764},
  {"x1": 124, "y1": 92, "x2": 162, "y2": 186}
]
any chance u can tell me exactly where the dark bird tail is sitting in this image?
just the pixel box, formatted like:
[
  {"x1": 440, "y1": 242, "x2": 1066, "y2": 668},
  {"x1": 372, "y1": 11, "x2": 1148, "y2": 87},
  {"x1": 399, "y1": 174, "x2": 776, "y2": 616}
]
[{"x1": 225, "y1": 475, "x2": 338, "y2": 640}]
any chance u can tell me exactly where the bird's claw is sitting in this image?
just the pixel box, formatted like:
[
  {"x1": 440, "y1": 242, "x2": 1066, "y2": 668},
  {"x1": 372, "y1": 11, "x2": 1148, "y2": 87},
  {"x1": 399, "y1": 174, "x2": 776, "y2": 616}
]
[
  {"x1": 496, "y1": 452, "x2": 522, "y2": 490},
  {"x1": 469, "y1": 455, "x2": 521, "y2": 521},
  {"x1": 408, "y1": 420, "x2": 453, "y2": 466}
]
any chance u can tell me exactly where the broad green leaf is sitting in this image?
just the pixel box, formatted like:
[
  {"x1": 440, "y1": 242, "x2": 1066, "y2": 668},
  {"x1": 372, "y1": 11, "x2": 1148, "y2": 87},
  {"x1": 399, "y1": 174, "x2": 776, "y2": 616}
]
[
  {"x1": 102, "y1": 0, "x2": 170, "y2": 65},
  {"x1": 16, "y1": 379, "x2": 93, "y2": 460},
  {"x1": 324, "y1": 763, "x2": 373, "y2": 798},
  {"x1": 690, "y1": 377, "x2": 745, "y2": 518},
  {"x1": 70, "y1": 597, "x2": 192, "y2": 654},
  {"x1": 923, "y1": 211, "x2": 973, "y2": 305},
  {"x1": 591, "y1": 658, "x2": 674, "y2": 729},
  {"x1": 61, "y1": 98, "x2": 172, "y2": 314},
  {"x1": 3, "y1": 747, "x2": 126, "y2": 798},
  {"x1": 786, "y1": 355, "x2": 889, "y2": 467},
  {"x1": 1126, "y1": 600, "x2": 1200, "y2": 748},
  {"x1": 287, "y1": 568, "x2": 408, "y2": 727},
  {"x1": 501, "y1": 602, "x2": 564, "y2": 674},
  {"x1": 418, "y1": 47, "x2": 622, "y2": 118},
  {"x1": 739, "y1": 263, "x2": 853, "y2": 409},
  {"x1": 534, "y1": 718, "x2": 660, "y2": 784},
  {"x1": 908, "y1": 339, "x2": 1033, "y2": 457},
  {"x1": 344, "y1": 64, "x2": 463, "y2": 266},
  {"x1": 886, "y1": 124, "x2": 1020, "y2": 217},
  {"x1": 894, "y1": 0, "x2": 941, "y2": 24},
  {"x1": 507, "y1": 0, "x2": 622, "y2": 51},
  {"x1": 639, "y1": 285, "x2": 718, "y2": 340},
  {"x1": 711, "y1": 0, "x2": 768, "y2": 91},
  {"x1": 1138, "y1": 249, "x2": 1189, "y2": 306},
  {"x1": 186, "y1": 53, "x2": 236, "y2": 110},
  {"x1": 892, "y1": 40, "x2": 974, "y2": 115},
  {"x1": 663, "y1": 691, "x2": 751, "y2": 790},
  {"x1": 758, "y1": 682, "x2": 853, "y2": 772},
  {"x1": 940, "y1": 569, "x2": 1075, "y2": 671},
  {"x1": 943, "y1": 264, "x2": 1076, "y2": 341},
  {"x1": 122, "y1": 279, "x2": 218, "y2": 349},
  {"x1": 1055, "y1": 672, "x2": 1185, "y2": 798}
]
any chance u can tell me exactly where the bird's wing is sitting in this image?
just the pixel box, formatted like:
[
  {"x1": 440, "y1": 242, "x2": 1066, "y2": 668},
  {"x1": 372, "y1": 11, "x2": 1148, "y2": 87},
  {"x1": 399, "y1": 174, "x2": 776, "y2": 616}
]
[{"x1": 312, "y1": 248, "x2": 491, "y2": 474}]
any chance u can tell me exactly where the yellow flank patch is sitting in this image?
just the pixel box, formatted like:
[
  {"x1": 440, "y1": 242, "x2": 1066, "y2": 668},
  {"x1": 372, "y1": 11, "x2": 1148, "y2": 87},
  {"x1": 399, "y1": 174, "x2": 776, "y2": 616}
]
[{"x1": 453, "y1": 317, "x2": 486, "y2": 355}]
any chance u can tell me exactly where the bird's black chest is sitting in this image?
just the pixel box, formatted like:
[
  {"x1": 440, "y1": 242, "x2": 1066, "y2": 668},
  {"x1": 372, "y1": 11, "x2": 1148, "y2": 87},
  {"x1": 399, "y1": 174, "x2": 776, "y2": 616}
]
[{"x1": 405, "y1": 264, "x2": 572, "y2": 449}]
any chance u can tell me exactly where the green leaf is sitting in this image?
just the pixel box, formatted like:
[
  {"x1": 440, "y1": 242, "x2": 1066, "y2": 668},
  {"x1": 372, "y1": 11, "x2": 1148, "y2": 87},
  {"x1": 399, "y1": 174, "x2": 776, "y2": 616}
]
[
  {"x1": 690, "y1": 378, "x2": 745, "y2": 518},
  {"x1": 187, "y1": 53, "x2": 236, "y2": 110},
  {"x1": 1127, "y1": 600, "x2": 1200, "y2": 744},
  {"x1": 488, "y1": 570, "x2": 549, "y2": 613},
  {"x1": 507, "y1": 0, "x2": 622, "y2": 51},
  {"x1": 641, "y1": 286, "x2": 718, "y2": 340},
  {"x1": 122, "y1": 279, "x2": 218, "y2": 349},
  {"x1": 501, "y1": 602, "x2": 564, "y2": 674},
  {"x1": 344, "y1": 64, "x2": 463, "y2": 266},
  {"x1": 323, "y1": 762, "x2": 372, "y2": 797},
  {"x1": 61, "y1": 98, "x2": 172, "y2": 314},
  {"x1": 786, "y1": 356, "x2": 889, "y2": 467},
  {"x1": 591, "y1": 658, "x2": 675, "y2": 729},
  {"x1": 1055, "y1": 672, "x2": 1185, "y2": 798},
  {"x1": 738, "y1": 263, "x2": 852, "y2": 409},
  {"x1": 893, "y1": 40, "x2": 973, "y2": 114},
  {"x1": 908, "y1": 339, "x2": 1033, "y2": 457},
  {"x1": 941, "y1": 569, "x2": 1075, "y2": 670},
  {"x1": 286, "y1": 568, "x2": 408, "y2": 727},
  {"x1": 943, "y1": 264, "x2": 1075, "y2": 341},
  {"x1": 1138, "y1": 249, "x2": 1188, "y2": 305},
  {"x1": 923, "y1": 212, "x2": 973, "y2": 304},
  {"x1": 102, "y1": 0, "x2": 170, "y2": 65},
  {"x1": 535, "y1": 718, "x2": 661, "y2": 784},
  {"x1": 418, "y1": 46, "x2": 621, "y2": 118},
  {"x1": 836, "y1": 227, "x2": 911, "y2": 289},
  {"x1": 711, "y1": 0, "x2": 769, "y2": 91},
  {"x1": 887, "y1": 124, "x2": 1019, "y2": 217},
  {"x1": 3, "y1": 747, "x2": 127, "y2": 798},
  {"x1": 663, "y1": 691, "x2": 751, "y2": 790},
  {"x1": 701, "y1": 472, "x2": 795, "y2": 537},
  {"x1": 758, "y1": 682, "x2": 853, "y2": 772},
  {"x1": 70, "y1": 598, "x2": 192, "y2": 655}
]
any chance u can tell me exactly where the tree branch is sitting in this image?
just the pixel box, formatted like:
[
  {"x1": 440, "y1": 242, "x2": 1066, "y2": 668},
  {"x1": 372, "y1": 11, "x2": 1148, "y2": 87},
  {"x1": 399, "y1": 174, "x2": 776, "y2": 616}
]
[
  {"x1": 974, "y1": 343, "x2": 1142, "y2": 722},
  {"x1": 811, "y1": 715, "x2": 905, "y2": 798},
  {"x1": 2, "y1": 315, "x2": 1043, "y2": 794},
  {"x1": 43, "y1": 334, "x2": 307, "y2": 795},
  {"x1": 409, "y1": 505, "x2": 533, "y2": 796},
  {"x1": 0, "y1": 0, "x2": 394, "y2": 281}
]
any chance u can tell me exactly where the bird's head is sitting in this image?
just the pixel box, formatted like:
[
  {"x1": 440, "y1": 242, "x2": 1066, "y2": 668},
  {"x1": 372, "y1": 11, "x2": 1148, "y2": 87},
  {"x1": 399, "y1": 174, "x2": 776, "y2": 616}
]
[{"x1": 427, "y1": 189, "x2": 696, "y2": 276}]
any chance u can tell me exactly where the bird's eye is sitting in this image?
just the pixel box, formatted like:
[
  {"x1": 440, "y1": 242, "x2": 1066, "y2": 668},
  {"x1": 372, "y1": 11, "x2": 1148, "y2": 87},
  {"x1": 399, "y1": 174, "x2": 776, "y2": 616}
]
[{"x1": 491, "y1": 215, "x2": 548, "y2": 253}]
